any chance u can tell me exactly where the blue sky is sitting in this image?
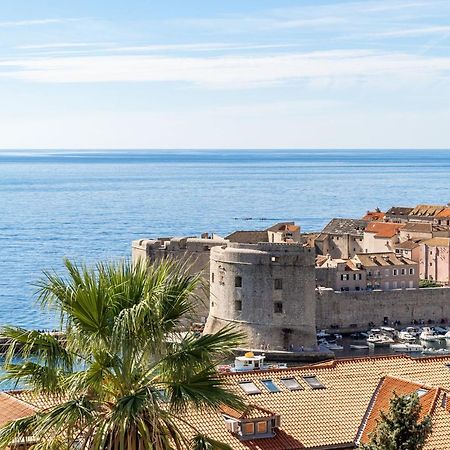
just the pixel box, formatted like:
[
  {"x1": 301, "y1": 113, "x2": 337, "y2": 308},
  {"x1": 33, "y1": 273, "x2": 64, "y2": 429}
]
[{"x1": 1, "y1": 0, "x2": 450, "y2": 149}]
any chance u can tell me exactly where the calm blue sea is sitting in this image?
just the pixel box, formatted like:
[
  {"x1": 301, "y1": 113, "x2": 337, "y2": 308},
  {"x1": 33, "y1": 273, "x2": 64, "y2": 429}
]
[{"x1": 0, "y1": 149, "x2": 450, "y2": 329}]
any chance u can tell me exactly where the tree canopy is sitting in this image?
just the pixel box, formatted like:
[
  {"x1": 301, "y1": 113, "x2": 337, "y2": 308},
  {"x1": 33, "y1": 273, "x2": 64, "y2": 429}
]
[
  {"x1": 0, "y1": 259, "x2": 244, "y2": 450},
  {"x1": 361, "y1": 391, "x2": 432, "y2": 450}
]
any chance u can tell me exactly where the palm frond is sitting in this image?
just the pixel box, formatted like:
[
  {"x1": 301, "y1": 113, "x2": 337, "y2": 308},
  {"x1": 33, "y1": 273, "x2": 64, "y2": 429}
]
[{"x1": 191, "y1": 434, "x2": 233, "y2": 450}]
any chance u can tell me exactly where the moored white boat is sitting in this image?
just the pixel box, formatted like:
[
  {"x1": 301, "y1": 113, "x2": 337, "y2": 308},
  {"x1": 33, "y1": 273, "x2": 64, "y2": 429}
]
[
  {"x1": 420, "y1": 327, "x2": 439, "y2": 342},
  {"x1": 390, "y1": 343, "x2": 424, "y2": 353},
  {"x1": 422, "y1": 347, "x2": 450, "y2": 355},
  {"x1": 405, "y1": 326, "x2": 421, "y2": 337},
  {"x1": 397, "y1": 331, "x2": 417, "y2": 342},
  {"x1": 218, "y1": 352, "x2": 288, "y2": 373},
  {"x1": 318, "y1": 338, "x2": 344, "y2": 351},
  {"x1": 367, "y1": 334, "x2": 394, "y2": 347}
]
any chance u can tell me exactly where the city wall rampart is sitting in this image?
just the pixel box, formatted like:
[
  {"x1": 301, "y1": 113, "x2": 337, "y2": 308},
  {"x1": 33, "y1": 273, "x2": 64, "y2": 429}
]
[{"x1": 316, "y1": 287, "x2": 450, "y2": 332}]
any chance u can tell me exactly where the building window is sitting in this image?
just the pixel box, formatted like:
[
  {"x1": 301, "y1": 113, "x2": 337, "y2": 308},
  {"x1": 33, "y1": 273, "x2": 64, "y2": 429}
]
[
  {"x1": 274, "y1": 302, "x2": 283, "y2": 313},
  {"x1": 280, "y1": 377, "x2": 303, "y2": 391},
  {"x1": 261, "y1": 379, "x2": 280, "y2": 393},
  {"x1": 385, "y1": 269, "x2": 389, "y2": 276},
  {"x1": 409, "y1": 268, "x2": 414, "y2": 275},
  {"x1": 235, "y1": 276, "x2": 242, "y2": 287},
  {"x1": 393, "y1": 269, "x2": 398, "y2": 276},
  {"x1": 239, "y1": 382, "x2": 261, "y2": 395},
  {"x1": 257, "y1": 421, "x2": 267, "y2": 434},
  {"x1": 211, "y1": 273, "x2": 215, "y2": 283},
  {"x1": 235, "y1": 301, "x2": 242, "y2": 311},
  {"x1": 243, "y1": 422, "x2": 255, "y2": 435},
  {"x1": 274, "y1": 279, "x2": 283, "y2": 290},
  {"x1": 303, "y1": 376, "x2": 326, "y2": 389},
  {"x1": 401, "y1": 269, "x2": 406, "y2": 275},
  {"x1": 271, "y1": 256, "x2": 279, "y2": 262}
]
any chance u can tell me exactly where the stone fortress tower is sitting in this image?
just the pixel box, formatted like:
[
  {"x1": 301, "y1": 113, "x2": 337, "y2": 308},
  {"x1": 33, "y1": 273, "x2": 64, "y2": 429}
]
[
  {"x1": 204, "y1": 242, "x2": 317, "y2": 350},
  {"x1": 132, "y1": 235, "x2": 225, "y2": 319}
]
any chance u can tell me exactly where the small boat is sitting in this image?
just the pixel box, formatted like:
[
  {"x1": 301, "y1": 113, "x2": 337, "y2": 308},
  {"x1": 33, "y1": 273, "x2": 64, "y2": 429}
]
[
  {"x1": 405, "y1": 326, "x2": 421, "y2": 337},
  {"x1": 318, "y1": 338, "x2": 344, "y2": 350},
  {"x1": 434, "y1": 326, "x2": 447, "y2": 334},
  {"x1": 380, "y1": 326, "x2": 396, "y2": 336},
  {"x1": 225, "y1": 353, "x2": 289, "y2": 373},
  {"x1": 334, "y1": 333, "x2": 343, "y2": 340},
  {"x1": 390, "y1": 343, "x2": 424, "y2": 353},
  {"x1": 397, "y1": 331, "x2": 416, "y2": 342},
  {"x1": 420, "y1": 327, "x2": 439, "y2": 342},
  {"x1": 327, "y1": 343, "x2": 344, "y2": 351},
  {"x1": 367, "y1": 334, "x2": 395, "y2": 347},
  {"x1": 350, "y1": 344, "x2": 369, "y2": 350},
  {"x1": 368, "y1": 328, "x2": 381, "y2": 335},
  {"x1": 422, "y1": 348, "x2": 450, "y2": 355},
  {"x1": 444, "y1": 330, "x2": 450, "y2": 340}
]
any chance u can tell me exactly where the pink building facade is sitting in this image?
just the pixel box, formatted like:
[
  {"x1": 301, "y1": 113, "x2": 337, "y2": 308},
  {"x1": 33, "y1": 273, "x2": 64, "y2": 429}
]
[{"x1": 420, "y1": 238, "x2": 450, "y2": 285}]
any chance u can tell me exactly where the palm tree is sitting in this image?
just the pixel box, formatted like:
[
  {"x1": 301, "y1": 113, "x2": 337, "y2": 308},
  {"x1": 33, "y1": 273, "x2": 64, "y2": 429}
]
[{"x1": 0, "y1": 259, "x2": 244, "y2": 449}]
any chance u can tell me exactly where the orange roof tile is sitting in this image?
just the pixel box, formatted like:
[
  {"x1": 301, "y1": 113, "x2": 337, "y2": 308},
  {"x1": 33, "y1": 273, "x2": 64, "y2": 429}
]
[
  {"x1": 362, "y1": 212, "x2": 385, "y2": 221},
  {"x1": 365, "y1": 222, "x2": 404, "y2": 238},
  {"x1": 436, "y1": 208, "x2": 450, "y2": 218},
  {"x1": 175, "y1": 355, "x2": 450, "y2": 449},
  {"x1": 4, "y1": 356, "x2": 450, "y2": 449},
  {"x1": 0, "y1": 392, "x2": 37, "y2": 427},
  {"x1": 358, "y1": 376, "x2": 439, "y2": 444}
]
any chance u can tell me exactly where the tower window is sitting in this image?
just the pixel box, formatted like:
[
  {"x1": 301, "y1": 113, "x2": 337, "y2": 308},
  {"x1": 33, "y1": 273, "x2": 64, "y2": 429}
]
[
  {"x1": 235, "y1": 301, "x2": 242, "y2": 311},
  {"x1": 211, "y1": 273, "x2": 215, "y2": 283},
  {"x1": 274, "y1": 302, "x2": 283, "y2": 313},
  {"x1": 274, "y1": 279, "x2": 283, "y2": 290},
  {"x1": 235, "y1": 276, "x2": 242, "y2": 287}
]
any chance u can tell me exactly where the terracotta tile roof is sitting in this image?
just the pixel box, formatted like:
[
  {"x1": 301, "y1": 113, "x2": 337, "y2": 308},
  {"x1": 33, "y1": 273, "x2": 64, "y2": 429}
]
[
  {"x1": 362, "y1": 211, "x2": 385, "y2": 221},
  {"x1": 409, "y1": 204, "x2": 446, "y2": 218},
  {"x1": 220, "y1": 404, "x2": 277, "y2": 420},
  {"x1": 175, "y1": 355, "x2": 450, "y2": 449},
  {"x1": 422, "y1": 237, "x2": 450, "y2": 248},
  {"x1": 266, "y1": 222, "x2": 299, "y2": 233},
  {"x1": 436, "y1": 208, "x2": 450, "y2": 218},
  {"x1": 0, "y1": 392, "x2": 37, "y2": 427},
  {"x1": 385, "y1": 206, "x2": 413, "y2": 218},
  {"x1": 4, "y1": 356, "x2": 450, "y2": 449},
  {"x1": 357, "y1": 376, "x2": 439, "y2": 444},
  {"x1": 365, "y1": 222, "x2": 404, "y2": 238},
  {"x1": 322, "y1": 219, "x2": 369, "y2": 237},
  {"x1": 354, "y1": 252, "x2": 416, "y2": 267},
  {"x1": 402, "y1": 222, "x2": 432, "y2": 233},
  {"x1": 8, "y1": 390, "x2": 63, "y2": 410},
  {"x1": 394, "y1": 239, "x2": 421, "y2": 250}
]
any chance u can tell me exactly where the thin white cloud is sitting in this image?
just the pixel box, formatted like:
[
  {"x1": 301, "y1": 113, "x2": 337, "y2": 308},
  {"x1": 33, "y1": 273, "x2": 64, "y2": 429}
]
[
  {"x1": 1, "y1": 50, "x2": 450, "y2": 87},
  {"x1": 375, "y1": 26, "x2": 450, "y2": 37},
  {"x1": 108, "y1": 42, "x2": 301, "y2": 53},
  {"x1": 0, "y1": 18, "x2": 79, "y2": 28},
  {"x1": 18, "y1": 42, "x2": 116, "y2": 50}
]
